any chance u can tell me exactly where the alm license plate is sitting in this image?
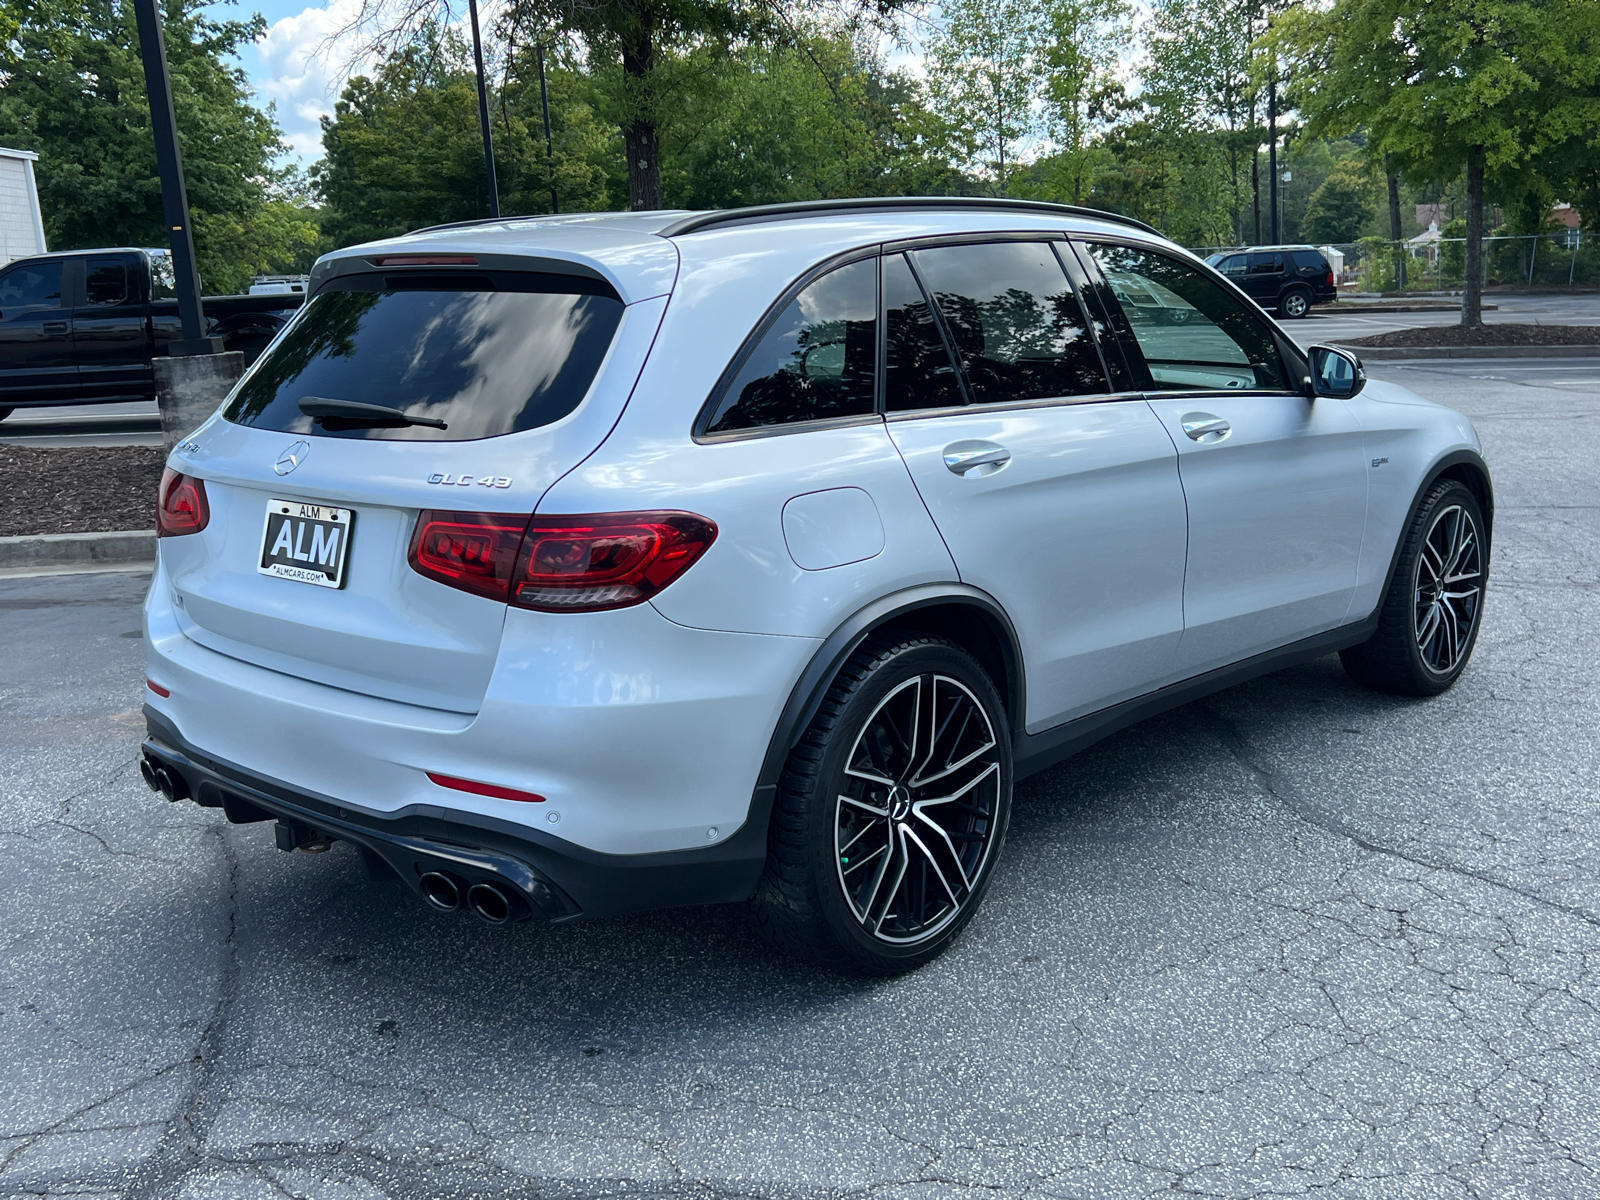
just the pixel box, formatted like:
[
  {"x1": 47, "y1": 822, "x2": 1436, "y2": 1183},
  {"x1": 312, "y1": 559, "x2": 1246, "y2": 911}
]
[{"x1": 258, "y1": 498, "x2": 352, "y2": 589}]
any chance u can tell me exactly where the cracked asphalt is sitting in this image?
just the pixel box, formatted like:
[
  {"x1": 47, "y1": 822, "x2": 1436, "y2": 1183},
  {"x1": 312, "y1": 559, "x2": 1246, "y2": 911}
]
[{"x1": 3, "y1": 357, "x2": 1598, "y2": 1199}]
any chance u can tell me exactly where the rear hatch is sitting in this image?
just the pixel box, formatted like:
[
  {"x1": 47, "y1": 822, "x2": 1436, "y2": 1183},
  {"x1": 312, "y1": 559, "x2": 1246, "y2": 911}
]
[{"x1": 159, "y1": 242, "x2": 674, "y2": 713}]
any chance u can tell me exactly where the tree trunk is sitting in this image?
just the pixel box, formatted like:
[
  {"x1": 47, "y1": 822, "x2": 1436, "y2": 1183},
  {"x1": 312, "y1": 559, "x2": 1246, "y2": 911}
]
[
  {"x1": 621, "y1": 12, "x2": 662, "y2": 211},
  {"x1": 1385, "y1": 155, "x2": 1405, "y2": 291},
  {"x1": 1462, "y1": 146, "x2": 1484, "y2": 328}
]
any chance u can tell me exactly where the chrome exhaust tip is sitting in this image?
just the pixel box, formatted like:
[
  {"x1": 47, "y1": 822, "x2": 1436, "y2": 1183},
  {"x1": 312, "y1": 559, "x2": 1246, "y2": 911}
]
[
  {"x1": 466, "y1": 882, "x2": 512, "y2": 925},
  {"x1": 418, "y1": 872, "x2": 461, "y2": 913}
]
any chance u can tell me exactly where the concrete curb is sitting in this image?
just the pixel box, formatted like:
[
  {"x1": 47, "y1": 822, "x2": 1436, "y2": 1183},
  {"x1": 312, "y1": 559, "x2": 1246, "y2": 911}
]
[
  {"x1": 0, "y1": 530, "x2": 156, "y2": 571},
  {"x1": 1344, "y1": 344, "x2": 1600, "y2": 360},
  {"x1": 1326, "y1": 302, "x2": 1498, "y2": 314}
]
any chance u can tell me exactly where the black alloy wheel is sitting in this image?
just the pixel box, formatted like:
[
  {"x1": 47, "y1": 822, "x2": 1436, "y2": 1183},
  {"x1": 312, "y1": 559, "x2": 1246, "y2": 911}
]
[
  {"x1": 1342, "y1": 478, "x2": 1489, "y2": 696},
  {"x1": 751, "y1": 634, "x2": 1013, "y2": 975}
]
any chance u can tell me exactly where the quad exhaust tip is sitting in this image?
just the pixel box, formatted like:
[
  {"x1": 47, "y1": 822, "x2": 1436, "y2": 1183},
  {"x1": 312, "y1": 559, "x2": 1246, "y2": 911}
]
[
  {"x1": 418, "y1": 872, "x2": 461, "y2": 913},
  {"x1": 467, "y1": 882, "x2": 512, "y2": 925},
  {"x1": 141, "y1": 755, "x2": 189, "y2": 803}
]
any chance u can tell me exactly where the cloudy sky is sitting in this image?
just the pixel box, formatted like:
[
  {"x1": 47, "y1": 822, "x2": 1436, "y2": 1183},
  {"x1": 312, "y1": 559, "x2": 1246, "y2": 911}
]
[{"x1": 227, "y1": 0, "x2": 379, "y2": 162}]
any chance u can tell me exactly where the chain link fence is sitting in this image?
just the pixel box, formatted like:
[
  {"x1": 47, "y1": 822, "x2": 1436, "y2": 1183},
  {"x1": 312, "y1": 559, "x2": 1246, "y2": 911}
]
[{"x1": 1190, "y1": 230, "x2": 1597, "y2": 292}]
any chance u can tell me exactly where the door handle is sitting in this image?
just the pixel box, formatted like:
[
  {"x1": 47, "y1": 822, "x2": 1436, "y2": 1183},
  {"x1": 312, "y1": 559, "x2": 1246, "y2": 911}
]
[
  {"x1": 942, "y1": 441, "x2": 1011, "y2": 477},
  {"x1": 1180, "y1": 414, "x2": 1231, "y2": 444},
  {"x1": 43, "y1": 321, "x2": 69, "y2": 335}
]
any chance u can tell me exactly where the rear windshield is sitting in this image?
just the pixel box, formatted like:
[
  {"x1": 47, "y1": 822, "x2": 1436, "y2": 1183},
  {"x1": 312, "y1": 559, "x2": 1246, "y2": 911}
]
[{"x1": 224, "y1": 272, "x2": 624, "y2": 441}]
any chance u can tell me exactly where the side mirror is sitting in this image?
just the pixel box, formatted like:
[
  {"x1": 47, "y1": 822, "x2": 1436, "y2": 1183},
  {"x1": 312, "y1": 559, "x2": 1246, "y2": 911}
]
[{"x1": 1306, "y1": 344, "x2": 1365, "y2": 398}]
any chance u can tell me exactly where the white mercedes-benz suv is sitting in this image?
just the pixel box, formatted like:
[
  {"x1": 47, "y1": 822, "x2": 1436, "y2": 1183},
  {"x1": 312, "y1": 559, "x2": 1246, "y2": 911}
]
[{"x1": 141, "y1": 198, "x2": 1491, "y2": 974}]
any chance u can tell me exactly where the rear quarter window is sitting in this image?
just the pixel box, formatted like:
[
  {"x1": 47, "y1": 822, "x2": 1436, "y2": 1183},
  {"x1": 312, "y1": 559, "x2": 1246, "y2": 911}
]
[
  {"x1": 1291, "y1": 251, "x2": 1330, "y2": 271},
  {"x1": 224, "y1": 271, "x2": 624, "y2": 442}
]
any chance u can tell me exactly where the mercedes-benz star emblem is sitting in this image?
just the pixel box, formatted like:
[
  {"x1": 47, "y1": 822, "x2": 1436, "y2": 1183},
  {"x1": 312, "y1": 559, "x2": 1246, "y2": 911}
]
[{"x1": 274, "y1": 441, "x2": 310, "y2": 476}]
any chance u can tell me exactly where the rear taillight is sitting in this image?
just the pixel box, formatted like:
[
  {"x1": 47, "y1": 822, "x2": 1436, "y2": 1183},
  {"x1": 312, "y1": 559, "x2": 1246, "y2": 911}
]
[
  {"x1": 511, "y1": 513, "x2": 718, "y2": 612},
  {"x1": 407, "y1": 509, "x2": 717, "y2": 612},
  {"x1": 408, "y1": 511, "x2": 527, "y2": 601},
  {"x1": 157, "y1": 468, "x2": 209, "y2": 537},
  {"x1": 1325, "y1": 270, "x2": 1334, "y2": 287}
]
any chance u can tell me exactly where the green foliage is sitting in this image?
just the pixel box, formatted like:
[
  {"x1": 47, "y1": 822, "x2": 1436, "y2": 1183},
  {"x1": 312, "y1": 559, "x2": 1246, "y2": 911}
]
[
  {"x1": 0, "y1": 0, "x2": 307, "y2": 292},
  {"x1": 923, "y1": 0, "x2": 1043, "y2": 194},
  {"x1": 1301, "y1": 161, "x2": 1376, "y2": 243},
  {"x1": 1439, "y1": 216, "x2": 1467, "y2": 283},
  {"x1": 1087, "y1": 117, "x2": 1233, "y2": 245},
  {"x1": 657, "y1": 34, "x2": 963, "y2": 208},
  {"x1": 315, "y1": 28, "x2": 614, "y2": 245}
]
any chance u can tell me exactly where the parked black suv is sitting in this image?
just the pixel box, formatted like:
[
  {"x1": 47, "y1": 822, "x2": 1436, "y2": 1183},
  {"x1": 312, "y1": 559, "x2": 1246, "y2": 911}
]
[{"x1": 1205, "y1": 245, "x2": 1337, "y2": 318}]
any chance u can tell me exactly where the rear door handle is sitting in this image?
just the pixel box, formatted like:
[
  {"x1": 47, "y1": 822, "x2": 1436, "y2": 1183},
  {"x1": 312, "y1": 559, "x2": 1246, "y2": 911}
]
[
  {"x1": 1180, "y1": 414, "x2": 1231, "y2": 443},
  {"x1": 943, "y1": 441, "x2": 1011, "y2": 477},
  {"x1": 43, "y1": 321, "x2": 69, "y2": 335}
]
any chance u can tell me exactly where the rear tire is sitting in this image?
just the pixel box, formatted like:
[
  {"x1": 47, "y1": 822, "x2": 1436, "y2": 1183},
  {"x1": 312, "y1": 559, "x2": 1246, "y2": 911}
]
[
  {"x1": 750, "y1": 634, "x2": 1013, "y2": 975},
  {"x1": 1279, "y1": 287, "x2": 1312, "y2": 319},
  {"x1": 1341, "y1": 479, "x2": 1488, "y2": 696}
]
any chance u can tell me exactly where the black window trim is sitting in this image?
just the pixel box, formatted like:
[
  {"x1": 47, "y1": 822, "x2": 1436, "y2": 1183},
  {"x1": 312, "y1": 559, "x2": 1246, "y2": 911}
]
[
  {"x1": 1068, "y1": 236, "x2": 1310, "y2": 400},
  {"x1": 691, "y1": 245, "x2": 884, "y2": 443},
  {"x1": 883, "y1": 237, "x2": 1122, "y2": 420}
]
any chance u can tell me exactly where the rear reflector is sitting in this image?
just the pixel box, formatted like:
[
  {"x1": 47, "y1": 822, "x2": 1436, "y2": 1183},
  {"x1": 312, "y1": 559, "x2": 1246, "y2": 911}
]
[
  {"x1": 157, "y1": 468, "x2": 208, "y2": 537},
  {"x1": 427, "y1": 772, "x2": 545, "y2": 803},
  {"x1": 407, "y1": 509, "x2": 717, "y2": 612},
  {"x1": 146, "y1": 678, "x2": 170, "y2": 698}
]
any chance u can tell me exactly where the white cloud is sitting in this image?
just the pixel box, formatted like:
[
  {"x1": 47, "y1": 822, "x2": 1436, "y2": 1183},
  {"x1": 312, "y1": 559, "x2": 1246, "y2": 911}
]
[{"x1": 252, "y1": 0, "x2": 376, "y2": 160}]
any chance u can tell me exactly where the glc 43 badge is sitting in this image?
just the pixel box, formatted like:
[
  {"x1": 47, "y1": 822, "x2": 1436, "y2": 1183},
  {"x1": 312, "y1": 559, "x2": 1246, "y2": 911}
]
[{"x1": 427, "y1": 473, "x2": 512, "y2": 488}]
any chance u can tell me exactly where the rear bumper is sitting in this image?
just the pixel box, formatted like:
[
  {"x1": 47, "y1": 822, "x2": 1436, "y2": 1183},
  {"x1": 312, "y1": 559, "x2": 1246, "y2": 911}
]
[{"x1": 142, "y1": 706, "x2": 774, "y2": 922}]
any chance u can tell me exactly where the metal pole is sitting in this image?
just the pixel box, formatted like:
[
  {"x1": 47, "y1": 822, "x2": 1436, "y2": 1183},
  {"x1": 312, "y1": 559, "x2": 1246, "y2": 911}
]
[
  {"x1": 131, "y1": 0, "x2": 214, "y2": 353},
  {"x1": 1267, "y1": 72, "x2": 1278, "y2": 244},
  {"x1": 467, "y1": 0, "x2": 499, "y2": 218},
  {"x1": 537, "y1": 43, "x2": 557, "y2": 214}
]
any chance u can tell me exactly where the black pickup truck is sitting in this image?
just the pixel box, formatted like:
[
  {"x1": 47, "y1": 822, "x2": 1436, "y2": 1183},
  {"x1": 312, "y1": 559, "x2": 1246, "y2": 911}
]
[{"x1": 0, "y1": 247, "x2": 304, "y2": 420}]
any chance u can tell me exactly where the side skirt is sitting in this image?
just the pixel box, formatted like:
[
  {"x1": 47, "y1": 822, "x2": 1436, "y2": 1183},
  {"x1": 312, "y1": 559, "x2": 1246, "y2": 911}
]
[{"x1": 1012, "y1": 614, "x2": 1380, "y2": 780}]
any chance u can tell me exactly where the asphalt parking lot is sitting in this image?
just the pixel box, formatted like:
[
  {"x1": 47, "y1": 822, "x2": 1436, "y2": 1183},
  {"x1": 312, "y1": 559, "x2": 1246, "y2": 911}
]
[{"x1": 3, "y1": 356, "x2": 1598, "y2": 1199}]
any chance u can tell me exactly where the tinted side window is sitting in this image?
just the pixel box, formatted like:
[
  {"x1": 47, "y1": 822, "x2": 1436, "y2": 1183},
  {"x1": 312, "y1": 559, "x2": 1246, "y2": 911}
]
[
  {"x1": 884, "y1": 253, "x2": 963, "y2": 412},
  {"x1": 910, "y1": 242, "x2": 1106, "y2": 405},
  {"x1": 1217, "y1": 255, "x2": 1248, "y2": 278},
  {"x1": 1089, "y1": 244, "x2": 1286, "y2": 392},
  {"x1": 704, "y1": 258, "x2": 877, "y2": 434},
  {"x1": 85, "y1": 258, "x2": 131, "y2": 305},
  {"x1": 1291, "y1": 250, "x2": 1329, "y2": 271},
  {"x1": 1249, "y1": 253, "x2": 1284, "y2": 275},
  {"x1": 0, "y1": 262, "x2": 63, "y2": 312}
]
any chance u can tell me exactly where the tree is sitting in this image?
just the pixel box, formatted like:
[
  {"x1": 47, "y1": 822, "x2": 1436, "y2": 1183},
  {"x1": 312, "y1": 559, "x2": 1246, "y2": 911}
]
[
  {"x1": 0, "y1": 0, "x2": 314, "y2": 290},
  {"x1": 1277, "y1": 0, "x2": 1600, "y2": 326},
  {"x1": 1035, "y1": 0, "x2": 1130, "y2": 204},
  {"x1": 315, "y1": 27, "x2": 614, "y2": 244},
  {"x1": 1300, "y1": 159, "x2": 1374, "y2": 242},
  {"x1": 1141, "y1": 0, "x2": 1264, "y2": 243},
  {"x1": 657, "y1": 32, "x2": 963, "y2": 207},
  {"x1": 923, "y1": 0, "x2": 1043, "y2": 194}
]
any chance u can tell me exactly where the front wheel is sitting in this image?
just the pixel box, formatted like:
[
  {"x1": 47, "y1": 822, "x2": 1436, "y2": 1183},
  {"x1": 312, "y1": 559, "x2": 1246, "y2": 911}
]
[
  {"x1": 1279, "y1": 287, "x2": 1312, "y2": 319},
  {"x1": 1341, "y1": 479, "x2": 1488, "y2": 695},
  {"x1": 751, "y1": 634, "x2": 1012, "y2": 975}
]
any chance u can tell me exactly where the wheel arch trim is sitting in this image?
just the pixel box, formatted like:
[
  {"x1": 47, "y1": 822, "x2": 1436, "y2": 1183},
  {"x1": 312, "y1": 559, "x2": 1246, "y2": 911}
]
[
  {"x1": 1366, "y1": 447, "x2": 1494, "y2": 624},
  {"x1": 753, "y1": 585, "x2": 1026, "y2": 795}
]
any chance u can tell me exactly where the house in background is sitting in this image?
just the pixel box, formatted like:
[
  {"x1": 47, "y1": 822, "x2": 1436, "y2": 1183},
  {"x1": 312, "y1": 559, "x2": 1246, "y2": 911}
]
[{"x1": 0, "y1": 148, "x2": 46, "y2": 264}]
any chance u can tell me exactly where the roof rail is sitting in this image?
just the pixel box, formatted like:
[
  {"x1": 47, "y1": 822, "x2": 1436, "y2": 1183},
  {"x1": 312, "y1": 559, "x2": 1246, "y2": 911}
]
[
  {"x1": 406, "y1": 211, "x2": 657, "y2": 236},
  {"x1": 657, "y1": 196, "x2": 1161, "y2": 239}
]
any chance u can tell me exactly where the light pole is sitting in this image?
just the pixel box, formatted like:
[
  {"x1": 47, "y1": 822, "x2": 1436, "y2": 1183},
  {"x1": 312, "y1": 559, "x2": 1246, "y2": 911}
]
[
  {"x1": 536, "y1": 42, "x2": 557, "y2": 214},
  {"x1": 131, "y1": 0, "x2": 218, "y2": 354},
  {"x1": 467, "y1": 0, "x2": 500, "y2": 218}
]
